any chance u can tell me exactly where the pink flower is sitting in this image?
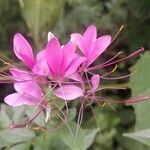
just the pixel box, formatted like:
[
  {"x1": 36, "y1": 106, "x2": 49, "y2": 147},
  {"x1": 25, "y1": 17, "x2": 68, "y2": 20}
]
[
  {"x1": 44, "y1": 37, "x2": 86, "y2": 100},
  {"x1": 71, "y1": 25, "x2": 111, "y2": 68},
  {"x1": 13, "y1": 33, "x2": 49, "y2": 76},
  {"x1": 45, "y1": 37, "x2": 85, "y2": 82},
  {"x1": 4, "y1": 68, "x2": 44, "y2": 106}
]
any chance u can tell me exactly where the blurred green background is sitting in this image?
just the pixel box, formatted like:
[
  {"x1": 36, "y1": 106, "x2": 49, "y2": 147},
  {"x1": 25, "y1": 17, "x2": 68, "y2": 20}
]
[{"x1": 0, "y1": 0, "x2": 150, "y2": 150}]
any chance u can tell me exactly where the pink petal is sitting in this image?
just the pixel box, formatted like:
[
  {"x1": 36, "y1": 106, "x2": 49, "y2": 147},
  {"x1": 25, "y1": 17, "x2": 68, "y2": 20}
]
[
  {"x1": 13, "y1": 33, "x2": 34, "y2": 69},
  {"x1": 61, "y1": 42, "x2": 77, "y2": 73},
  {"x1": 47, "y1": 32, "x2": 54, "y2": 42},
  {"x1": 32, "y1": 50, "x2": 49, "y2": 76},
  {"x1": 69, "y1": 73, "x2": 85, "y2": 91},
  {"x1": 70, "y1": 33, "x2": 85, "y2": 54},
  {"x1": 69, "y1": 73, "x2": 83, "y2": 84},
  {"x1": 83, "y1": 25, "x2": 97, "y2": 52},
  {"x1": 32, "y1": 60, "x2": 49, "y2": 76},
  {"x1": 45, "y1": 38, "x2": 63, "y2": 78},
  {"x1": 10, "y1": 68, "x2": 44, "y2": 99},
  {"x1": 89, "y1": 35, "x2": 111, "y2": 65},
  {"x1": 54, "y1": 85, "x2": 84, "y2": 100},
  {"x1": 64, "y1": 56, "x2": 86, "y2": 78},
  {"x1": 10, "y1": 68, "x2": 31, "y2": 81},
  {"x1": 4, "y1": 93, "x2": 38, "y2": 107},
  {"x1": 62, "y1": 41, "x2": 76, "y2": 56},
  {"x1": 14, "y1": 81, "x2": 44, "y2": 99},
  {"x1": 36, "y1": 50, "x2": 45, "y2": 61},
  {"x1": 91, "y1": 75, "x2": 100, "y2": 91}
]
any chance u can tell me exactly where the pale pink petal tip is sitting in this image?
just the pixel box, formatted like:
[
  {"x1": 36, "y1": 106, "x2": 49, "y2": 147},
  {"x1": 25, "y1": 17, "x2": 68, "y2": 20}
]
[
  {"x1": 54, "y1": 85, "x2": 84, "y2": 101},
  {"x1": 47, "y1": 32, "x2": 55, "y2": 42}
]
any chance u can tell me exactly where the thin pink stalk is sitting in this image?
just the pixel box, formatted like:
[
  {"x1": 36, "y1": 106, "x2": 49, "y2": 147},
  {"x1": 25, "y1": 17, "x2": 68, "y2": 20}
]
[{"x1": 87, "y1": 47, "x2": 144, "y2": 72}]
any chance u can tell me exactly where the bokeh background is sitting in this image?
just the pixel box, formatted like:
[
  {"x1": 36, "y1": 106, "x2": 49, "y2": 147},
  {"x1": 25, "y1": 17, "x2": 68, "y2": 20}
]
[{"x1": 0, "y1": 0, "x2": 150, "y2": 150}]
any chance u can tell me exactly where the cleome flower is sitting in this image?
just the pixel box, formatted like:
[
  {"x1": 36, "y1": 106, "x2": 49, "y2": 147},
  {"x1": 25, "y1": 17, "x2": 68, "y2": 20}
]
[
  {"x1": 0, "y1": 25, "x2": 148, "y2": 130},
  {"x1": 45, "y1": 37, "x2": 85, "y2": 82},
  {"x1": 13, "y1": 33, "x2": 49, "y2": 76},
  {"x1": 4, "y1": 68, "x2": 45, "y2": 106},
  {"x1": 71, "y1": 25, "x2": 111, "y2": 69}
]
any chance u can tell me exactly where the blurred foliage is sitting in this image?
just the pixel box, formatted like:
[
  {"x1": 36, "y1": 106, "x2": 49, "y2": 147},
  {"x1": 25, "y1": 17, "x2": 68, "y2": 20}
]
[
  {"x1": 123, "y1": 52, "x2": 150, "y2": 150},
  {"x1": 0, "y1": 0, "x2": 150, "y2": 149},
  {"x1": 18, "y1": 0, "x2": 64, "y2": 49}
]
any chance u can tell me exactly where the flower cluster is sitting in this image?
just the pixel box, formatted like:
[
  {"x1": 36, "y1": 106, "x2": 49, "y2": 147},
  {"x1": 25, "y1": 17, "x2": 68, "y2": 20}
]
[
  {"x1": 1, "y1": 25, "x2": 146, "y2": 128},
  {"x1": 4, "y1": 25, "x2": 112, "y2": 107}
]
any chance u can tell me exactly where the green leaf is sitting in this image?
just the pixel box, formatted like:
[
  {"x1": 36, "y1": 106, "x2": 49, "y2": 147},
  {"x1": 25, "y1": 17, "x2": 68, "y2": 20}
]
[
  {"x1": 0, "y1": 104, "x2": 11, "y2": 129},
  {"x1": 85, "y1": 128, "x2": 99, "y2": 149},
  {"x1": 12, "y1": 106, "x2": 26, "y2": 123},
  {"x1": 58, "y1": 122, "x2": 99, "y2": 150},
  {"x1": 123, "y1": 52, "x2": 150, "y2": 149},
  {"x1": 9, "y1": 143, "x2": 31, "y2": 150},
  {"x1": 117, "y1": 135, "x2": 150, "y2": 150},
  {"x1": 68, "y1": 108, "x2": 76, "y2": 121},
  {"x1": 123, "y1": 129, "x2": 150, "y2": 147},
  {"x1": 129, "y1": 52, "x2": 150, "y2": 130},
  {"x1": 0, "y1": 128, "x2": 35, "y2": 144},
  {"x1": 59, "y1": 122, "x2": 86, "y2": 150},
  {"x1": 33, "y1": 133, "x2": 69, "y2": 150},
  {"x1": 19, "y1": 0, "x2": 64, "y2": 48},
  {"x1": 24, "y1": 106, "x2": 45, "y2": 126}
]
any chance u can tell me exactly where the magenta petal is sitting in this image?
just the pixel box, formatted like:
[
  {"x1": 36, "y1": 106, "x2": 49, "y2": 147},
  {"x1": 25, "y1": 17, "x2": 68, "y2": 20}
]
[
  {"x1": 61, "y1": 42, "x2": 81, "y2": 76},
  {"x1": 69, "y1": 73, "x2": 85, "y2": 89},
  {"x1": 6, "y1": 68, "x2": 44, "y2": 107},
  {"x1": 62, "y1": 41, "x2": 76, "y2": 55},
  {"x1": 91, "y1": 35, "x2": 111, "y2": 62},
  {"x1": 32, "y1": 60, "x2": 49, "y2": 76},
  {"x1": 88, "y1": 35, "x2": 111, "y2": 66},
  {"x1": 14, "y1": 82, "x2": 44, "y2": 98},
  {"x1": 10, "y1": 68, "x2": 44, "y2": 99},
  {"x1": 91, "y1": 75, "x2": 100, "y2": 91},
  {"x1": 54, "y1": 85, "x2": 84, "y2": 100},
  {"x1": 94, "y1": 35, "x2": 111, "y2": 53},
  {"x1": 61, "y1": 42, "x2": 77, "y2": 71},
  {"x1": 46, "y1": 38, "x2": 63, "y2": 77},
  {"x1": 64, "y1": 56, "x2": 86, "y2": 78},
  {"x1": 83, "y1": 25, "x2": 97, "y2": 51},
  {"x1": 4, "y1": 93, "x2": 37, "y2": 106},
  {"x1": 10, "y1": 68, "x2": 31, "y2": 81},
  {"x1": 32, "y1": 50, "x2": 49, "y2": 76},
  {"x1": 69, "y1": 73, "x2": 83, "y2": 84},
  {"x1": 70, "y1": 33, "x2": 85, "y2": 54},
  {"x1": 13, "y1": 33, "x2": 34, "y2": 69},
  {"x1": 36, "y1": 50, "x2": 45, "y2": 61}
]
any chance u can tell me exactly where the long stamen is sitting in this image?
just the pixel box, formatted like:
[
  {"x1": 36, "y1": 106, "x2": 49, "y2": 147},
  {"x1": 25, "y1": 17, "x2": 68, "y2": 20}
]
[
  {"x1": 52, "y1": 109, "x2": 74, "y2": 137},
  {"x1": 101, "y1": 71, "x2": 135, "y2": 80},
  {"x1": 58, "y1": 83, "x2": 69, "y2": 121},
  {"x1": 74, "y1": 100, "x2": 84, "y2": 143},
  {"x1": 89, "y1": 95, "x2": 150, "y2": 104},
  {"x1": 110, "y1": 25, "x2": 124, "y2": 45},
  {"x1": 96, "y1": 86, "x2": 126, "y2": 91},
  {"x1": 87, "y1": 47, "x2": 144, "y2": 71},
  {"x1": 0, "y1": 58, "x2": 13, "y2": 67},
  {"x1": 9, "y1": 108, "x2": 43, "y2": 129},
  {"x1": 33, "y1": 84, "x2": 57, "y2": 112},
  {"x1": 101, "y1": 64, "x2": 118, "y2": 77}
]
